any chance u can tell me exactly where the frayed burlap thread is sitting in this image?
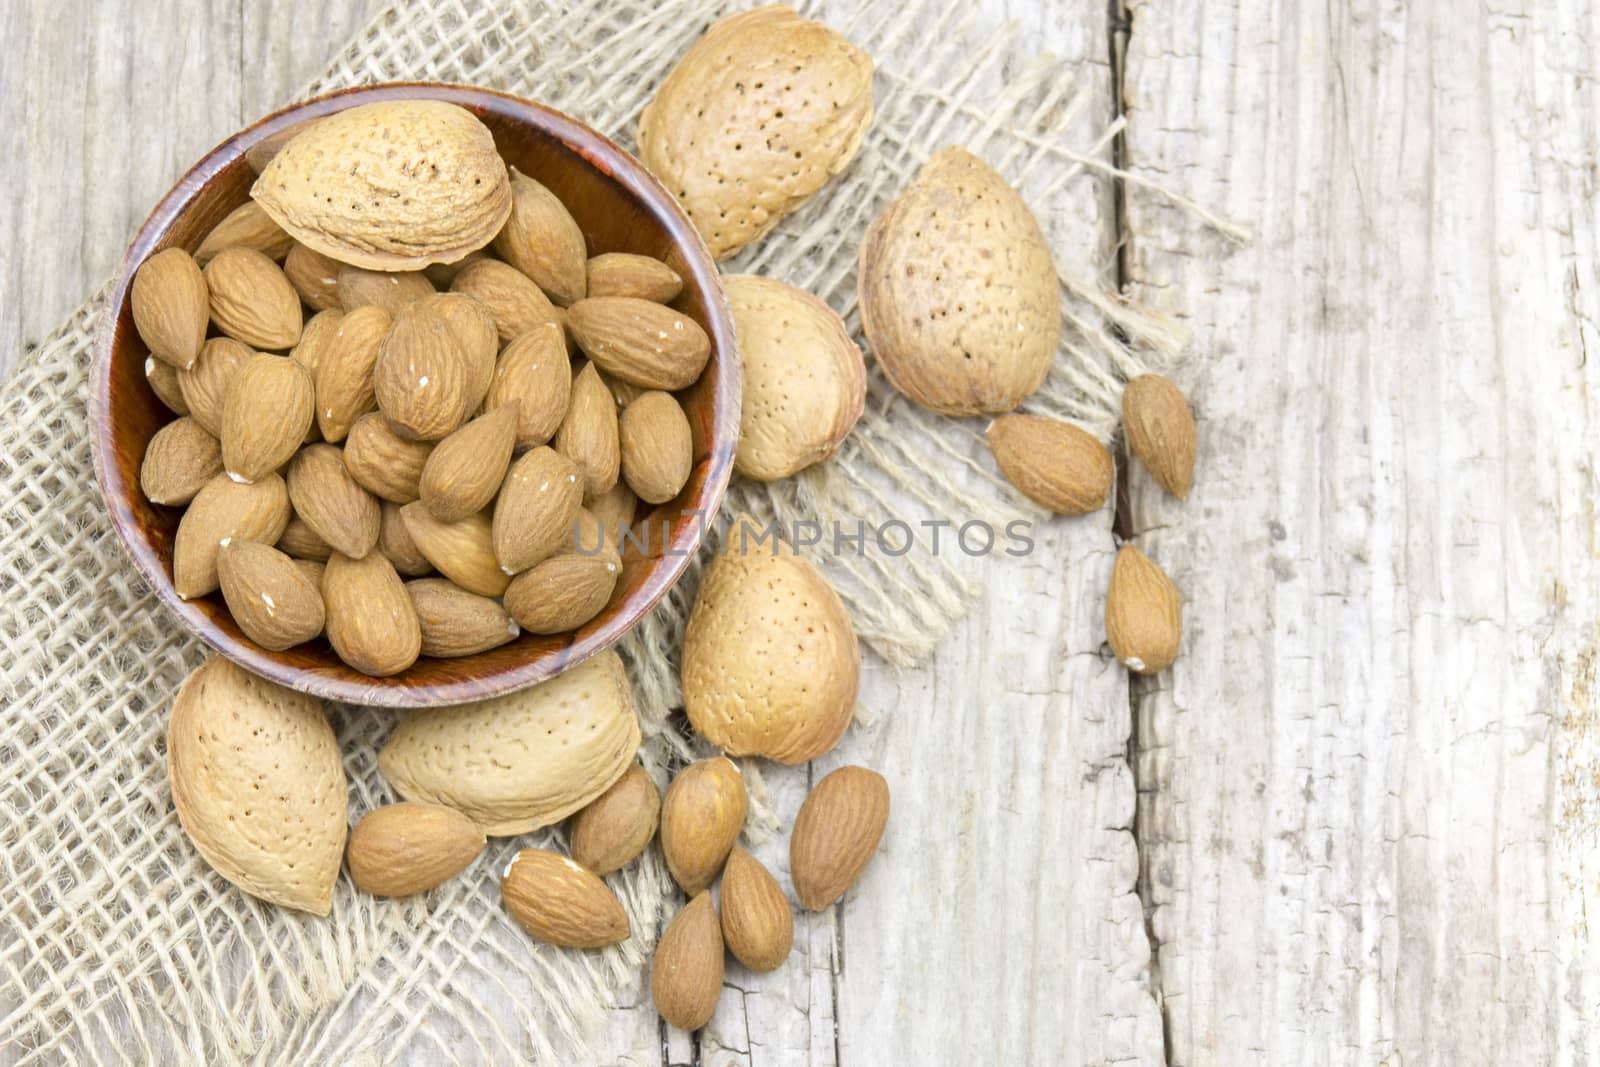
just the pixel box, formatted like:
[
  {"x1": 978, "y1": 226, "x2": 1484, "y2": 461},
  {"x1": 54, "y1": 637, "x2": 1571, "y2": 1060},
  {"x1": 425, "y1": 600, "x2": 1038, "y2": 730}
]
[{"x1": 0, "y1": 0, "x2": 1200, "y2": 1062}]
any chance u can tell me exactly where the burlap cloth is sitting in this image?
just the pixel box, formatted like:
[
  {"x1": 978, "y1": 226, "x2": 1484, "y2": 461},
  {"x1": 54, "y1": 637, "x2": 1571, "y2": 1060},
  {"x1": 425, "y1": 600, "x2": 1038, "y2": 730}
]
[{"x1": 0, "y1": 0, "x2": 1197, "y2": 1062}]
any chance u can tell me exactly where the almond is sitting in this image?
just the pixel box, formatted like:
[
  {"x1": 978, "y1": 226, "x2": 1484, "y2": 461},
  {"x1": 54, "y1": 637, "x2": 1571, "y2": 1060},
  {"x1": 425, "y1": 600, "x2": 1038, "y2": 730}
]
[
  {"x1": 140, "y1": 416, "x2": 222, "y2": 506},
  {"x1": 449, "y1": 258, "x2": 559, "y2": 342},
  {"x1": 131, "y1": 247, "x2": 209, "y2": 369},
  {"x1": 277, "y1": 515, "x2": 332, "y2": 561},
  {"x1": 379, "y1": 500, "x2": 433, "y2": 576},
  {"x1": 379, "y1": 651, "x2": 641, "y2": 834},
  {"x1": 725, "y1": 274, "x2": 864, "y2": 480},
  {"x1": 502, "y1": 551, "x2": 620, "y2": 635},
  {"x1": 555, "y1": 363, "x2": 620, "y2": 499},
  {"x1": 596, "y1": 364, "x2": 647, "y2": 408},
  {"x1": 373, "y1": 302, "x2": 471, "y2": 441},
  {"x1": 419, "y1": 403, "x2": 519, "y2": 522},
  {"x1": 859, "y1": 147, "x2": 1059, "y2": 414},
  {"x1": 423, "y1": 291, "x2": 499, "y2": 411},
  {"x1": 586, "y1": 481, "x2": 638, "y2": 541},
  {"x1": 660, "y1": 756, "x2": 746, "y2": 895},
  {"x1": 195, "y1": 200, "x2": 293, "y2": 263},
  {"x1": 1122, "y1": 373, "x2": 1196, "y2": 500},
  {"x1": 585, "y1": 253, "x2": 682, "y2": 303},
  {"x1": 405, "y1": 578, "x2": 519, "y2": 657},
  {"x1": 501, "y1": 849, "x2": 630, "y2": 948},
  {"x1": 638, "y1": 5, "x2": 874, "y2": 259},
  {"x1": 179, "y1": 337, "x2": 253, "y2": 436},
  {"x1": 486, "y1": 322, "x2": 571, "y2": 448},
  {"x1": 217, "y1": 540, "x2": 326, "y2": 650},
  {"x1": 220, "y1": 353, "x2": 315, "y2": 483},
  {"x1": 252, "y1": 99, "x2": 511, "y2": 272},
  {"x1": 323, "y1": 550, "x2": 422, "y2": 676},
  {"x1": 167, "y1": 656, "x2": 345, "y2": 915},
  {"x1": 567, "y1": 763, "x2": 660, "y2": 877},
  {"x1": 986, "y1": 414, "x2": 1113, "y2": 515},
  {"x1": 422, "y1": 250, "x2": 486, "y2": 289},
  {"x1": 399, "y1": 504, "x2": 509, "y2": 597},
  {"x1": 720, "y1": 846, "x2": 792, "y2": 972},
  {"x1": 567, "y1": 297, "x2": 710, "y2": 390},
  {"x1": 204, "y1": 247, "x2": 303, "y2": 350},
  {"x1": 173, "y1": 473, "x2": 290, "y2": 598},
  {"x1": 492, "y1": 446, "x2": 584, "y2": 574},
  {"x1": 651, "y1": 892, "x2": 723, "y2": 1031},
  {"x1": 286, "y1": 443, "x2": 381, "y2": 558},
  {"x1": 283, "y1": 243, "x2": 344, "y2": 311},
  {"x1": 293, "y1": 558, "x2": 326, "y2": 590},
  {"x1": 1105, "y1": 543, "x2": 1181, "y2": 674},
  {"x1": 493, "y1": 168, "x2": 587, "y2": 306},
  {"x1": 337, "y1": 265, "x2": 436, "y2": 314},
  {"x1": 682, "y1": 514, "x2": 859, "y2": 763},
  {"x1": 343, "y1": 412, "x2": 434, "y2": 503},
  {"x1": 618, "y1": 390, "x2": 692, "y2": 504},
  {"x1": 347, "y1": 802, "x2": 486, "y2": 897},
  {"x1": 313, "y1": 304, "x2": 392, "y2": 442},
  {"x1": 289, "y1": 307, "x2": 344, "y2": 378},
  {"x1": 790, "y1": 765, "x2": 889, "y2": 910},
  {"x1": 146, "y1": 356, "x2": 190, "y2": 414}
]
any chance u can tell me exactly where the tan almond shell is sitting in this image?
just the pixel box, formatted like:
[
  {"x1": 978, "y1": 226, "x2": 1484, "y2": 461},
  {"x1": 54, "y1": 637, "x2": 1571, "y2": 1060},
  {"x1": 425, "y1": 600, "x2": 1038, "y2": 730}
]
[
  {"x1": 681, "y1": 516, "x2": 860, "y2": 763},
  {"x1": 585, "y1": 253, "x2": 683, "y2": 303},
  {"x1": 567, "y1": 297, "x2": 710, "y2": 391},
  {"x1": 660, "y1": 756, "x2": 747, "y2": 895},
  {"x1": 419, "y1": 403, "x2": 520, "y2": 523},
  {"x1": 399, "y1": 504, "x2": 509, "y2": 598},
  {"x1": 286, "y1": 443, "x2": 381, "y2": 559},
  {"x1": 131, "y1": 248, "x2": 209, "y2": 369},
  {"x1": 790, "y1": 765, "x2": 889, "y2": 910},
  {"x1": 347, "y1": 802, "x2": 486, "y2": 898},
  {"x1": 322, "y1": 550, "x2": 422, "y2": 677},
  {"x1": 180, "y1": 337, "x2": 254, "y2": 436},
  {"x1": 379, "y1": 500, "x2": 433, "y2": 577},
  {"x1": 567, "y1": 763, "x2": 660, "y2": 877},
  {"x1": 858, "y1": 147, "x2": 1060, "y2": 415},
  {"x1": 379, "y1": 651, "x2": 642, "y2": 836},
  {"x1": 312, "y1": 305, "x2": 391, "y2": 442},
  {"x1": 405, "y1": 577, "x2": 519, "y2": 657},
  {"x1": 336, "y1": 266, "x2": 435, "y2": 315},
  {"x1": 204, "y1": 247, "x2": 303, "y2": 351},
  {"x1": 986, "y1": 414, "x2": 1114, "y2": 515},
  {"x1": 219, "y1": 353, "x2": 315, "y2": 483},
  {"x1": 216, "y1": 540, "x2": 326, "y2": 650},
  {"x1": 145, "y1": 356, "x2": 191, "y2": 414},
  {"x1": 638, "y1": 4, "x2": 874, "y2": 260},
  {"x1": 651, "y1": 892, "x2": 725, "y2": 1031},
  {"x1": 423, "y1": 292, "x2": 499, "y2": 411},
  {"x1": 724, "y1": 274, "x2": 864, "y2": 481},
  {"x1": 283, "y1": 243, "x2": 344, "y2": 311},
  {"x1": 195, "y1": 201, "x2": 293, "y2": 264},
  {"x1": 502, "y1": 551, "x2": 620, "y2": 635},
  {"x1": 167, "y1": 655, "x2": 346, "y2": 915},
  {"x1": 501, "y1": 848, "x2": 630, "y2": 948},
  {"x1": 1104, "y1": 544, "x2": 1182, "y2": 675},
  {"x1": 173, "y1": 473, "x2": 291, "y2": 599},
  {"x1": 343, "y1": 413, "x2": 434, "y2": 503},
  {"x1": 720, "y1": 846, "x2": 793, "y2": 972},
  {"x1": 492, "y1": 446, "x2": 585, "y2": 575},
  {"x1": 493, "y1": 169, "x2": 588, "y2": 306},
  {"x1": 449, "y1": 258, "x2": 560, "y2": 343},
  {"x1": 1122, "y1": 373, "x2": 1196, "y2": 500},
  {"x1": 252, "y1": 100, "x2": 511, "y2": 272},
  {"x1": 487, "y1": 323, "x2": 572, "y2": 448},
  {"x1": 140, "y1": 416, "x2": 223, "y2": 506},
  {"x1": 555, "y1": 362, "x2": 621, "y2": 499}
]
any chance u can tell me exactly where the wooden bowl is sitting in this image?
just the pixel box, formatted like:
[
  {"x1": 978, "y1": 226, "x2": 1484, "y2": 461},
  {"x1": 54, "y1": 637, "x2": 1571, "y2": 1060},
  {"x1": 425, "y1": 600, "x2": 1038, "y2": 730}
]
[{"x1": 90, "y1": 83, "x2": 739, "y2": 707}]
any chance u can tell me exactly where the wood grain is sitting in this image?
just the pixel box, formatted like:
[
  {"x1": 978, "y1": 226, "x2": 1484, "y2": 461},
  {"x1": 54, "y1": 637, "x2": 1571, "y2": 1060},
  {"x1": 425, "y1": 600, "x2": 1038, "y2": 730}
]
[{"x1": 1122, "y1": 1, "x2": 1600, "y2": 1064}]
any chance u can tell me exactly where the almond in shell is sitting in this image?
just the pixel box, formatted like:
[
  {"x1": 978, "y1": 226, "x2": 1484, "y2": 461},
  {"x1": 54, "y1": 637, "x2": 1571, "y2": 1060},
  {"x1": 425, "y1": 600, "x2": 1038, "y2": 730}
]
[
  {"x1": 501, "y1": 848, "x2": 630, "y2": 948},
  {"x1": 347, "y1": 802, "x2": 486, "y2": 898},
  {"x1": 173, "y1": 473, "x2": 291, "y2": 598},
  {"x1": 286, "y1": 443, "x2": 381, "y2": 558},
  {"x1": 492, "y1": 446, "x2": 584, "y2": 574},
  {"x1": 167, "y1": 655, "x2": 346, "y2": 915},
  {"x1": 1105, "y1": 543, "x2": 1181, "y2": 674},
  {"x1": 405, "y1": 578, "x2": 519, "y2": 657},
  {"x1": 789, "y1": 765, "x2": 889, "y2": 910},
  {"x1": 986, "y1": 414, "x2": 1113, "y2": 515},
  {"x1": 217, "y1": 540, "x2": 326, "y2": 650},
  {"x1": 493, "y1": 168, "x2": 588, "y2": 306},
  {"x1": 502, "y1": 551, "x2": 620, "y2": 635},
  {"x1": 555, "y1": 363, "x2": 620, "y2": 499},
  {"x1": 131, "y1": 247, "x2": 209, "y2": 369},
  {"x1": 419, "y1": 402, "x2": 519, "y2": 523},
  {"x1": 252, "y1": 99, "x2": 511, "y2": 272},
  {"x1": 220, "y1": 353, "x2": 314, "y2": 483},
  {"x1": 585, "y1": 253, "x2": 682, "y2": 303},
  {"x1": 449, "y1": 258, "x2": 559, "y2": 343},
  {"x1": 195, "y1": 200, "x2": 293, "y2": 263},
  {"x1": 284, "y1": 243, "x2": 344, "y2": 311},
  {"x1": 140, "y1": 416, "x2": 222, "y2": 506},
  {"x1": 618, "y1": 390, "x2": 692, "y2": 504},
  {"x1": 1122, "y1": 373, "x2": 1196, "y2": 500},
  {"x1": 651, "y1": 892, "x2": 724, "y2": 1031},
  {"x1": 179, "y1": 337, "x2": 253, "y2": 436},
  {"x1": 567, "y1": 297, "x2": 710, "y2": 390},
  {"x1": 660, "y1": 756, "x2": 746, "y2": 895},
  {"x1": 567, "y1": 762, "x2": 660, "y2": 877},
  {"x1": 486, "y1": 322, "x2": 571, "y2": 448},
  {"x1": 374, "y1": 302, "x2": 472, "y2": 441},
  {"x1": 322, "y1": 550, "x2": 422, "y2": 677},
  {"x1": 379, "y1": 651, "x2": 641, "y2": 835},
  {"x1": 720, "y1": 846, "x2": 793, "y2": 971},
  {"x1": 399, "y1": 504, "x2": 508, "y2": 597},
  {"x1": 343, "y1": 413, "x2": 434, "y2": 503},
  {"x1": 313, "y1": 305, "x2": 392, "y2": 441},
  {"x1": 204, "y1": 247, "x2": 303, "y2": 350}
]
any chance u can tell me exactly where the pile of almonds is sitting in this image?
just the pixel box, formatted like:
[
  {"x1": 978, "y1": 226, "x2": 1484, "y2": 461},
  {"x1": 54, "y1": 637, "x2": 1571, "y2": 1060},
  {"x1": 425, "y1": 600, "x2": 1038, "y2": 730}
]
[{"x1": 135, "y1": 99, "x2": 711, "y2": 676}]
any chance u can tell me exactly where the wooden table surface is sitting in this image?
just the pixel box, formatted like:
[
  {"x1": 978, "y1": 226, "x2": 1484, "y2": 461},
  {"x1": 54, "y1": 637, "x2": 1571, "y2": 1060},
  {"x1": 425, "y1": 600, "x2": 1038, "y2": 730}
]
[{"x1": 6, "y1": 1, "x2": 1598, "y2": 1065}]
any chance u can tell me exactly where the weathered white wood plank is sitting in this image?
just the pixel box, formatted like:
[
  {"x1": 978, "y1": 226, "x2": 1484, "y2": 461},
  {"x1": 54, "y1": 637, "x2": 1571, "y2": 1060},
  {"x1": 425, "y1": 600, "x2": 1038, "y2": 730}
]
[{"x1": 1122, "y1": 1, "x2": 1600, "y2": 1064}]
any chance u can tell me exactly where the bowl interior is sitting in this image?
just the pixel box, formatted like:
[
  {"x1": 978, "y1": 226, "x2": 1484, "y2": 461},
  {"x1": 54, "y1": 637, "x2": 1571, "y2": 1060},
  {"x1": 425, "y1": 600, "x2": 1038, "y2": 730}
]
[{"x1": 91, "y1": 84, "x2": 738, "y2": 707}]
